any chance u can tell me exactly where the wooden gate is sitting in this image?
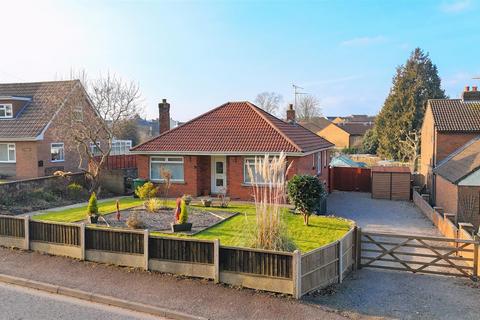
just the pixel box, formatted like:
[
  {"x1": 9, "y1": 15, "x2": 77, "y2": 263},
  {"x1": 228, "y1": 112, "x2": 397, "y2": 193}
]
[
  {"x1": 359, "y1": 230, "x2": 479, "y2": 279},
  {"x1": 330, "y1": 167, "x2": 371, "y2": 192}
]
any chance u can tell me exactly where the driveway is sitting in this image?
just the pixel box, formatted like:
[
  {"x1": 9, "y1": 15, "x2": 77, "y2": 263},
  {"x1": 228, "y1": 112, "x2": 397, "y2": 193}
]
[
  {"x1": 327, "y1": 191, "x2": 440, "y2": 235},
  {"x1": 312, "y1": 191, "x2": 480, "y2": 319}
]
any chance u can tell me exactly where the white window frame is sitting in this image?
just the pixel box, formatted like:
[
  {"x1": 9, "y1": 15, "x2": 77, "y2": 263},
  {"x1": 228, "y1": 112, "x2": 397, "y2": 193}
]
[
  {"x1": 73, "y1": 106, "x2": 84, "y2": 122},
  {"x1": 50, "y1": 142, "x2": 65, "y2": 162},
  {"x1": 0, "y1": 143, "x2": 16, "y2": 163},
  {"x1": 317, "y1": 152, "x2": 322, "y2": 175},
  {"x1": 243, "y1": 156, "x2": 283, "y2": 185},
  {"x1": 323, "y1": 150, "x2": 328, "y2": 167},
  {"x1": 150, "y1": 156, "x2": 184, "y2": 182},
  {"x1": 0, "y1": 104, "x2": 13, "y2": 119}
]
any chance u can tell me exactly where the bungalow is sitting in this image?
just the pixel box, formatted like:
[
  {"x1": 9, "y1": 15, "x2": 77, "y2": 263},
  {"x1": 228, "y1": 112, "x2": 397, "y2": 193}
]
[
  {"x1": 0, "y1": 80, "x2": 95, "y2": 180},
  {"x1": 130, "y1": 101, "x2": 334, "y2": 200},
  {"x1": 433, "y1": 136, "x2": 480, "y2": 229},
  {"x1": 317, "y1": 122, "x2": 373, "y2": 149}
]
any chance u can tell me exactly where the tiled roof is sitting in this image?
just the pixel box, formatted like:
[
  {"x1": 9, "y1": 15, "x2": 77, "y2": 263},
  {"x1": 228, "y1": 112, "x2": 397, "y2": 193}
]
[
  {"x1": 0, "y1": 80, "x2": 79, "y2": 139},
  {"x1": 429, "y1": 99, "x2": 480, "y2": 132},
  {"x1": 336, "y1": 122, "x2": 373, "y2": 135},
  {"x1": 298, "y1": 117, "x2": 331, "y2": 133},
  {"x1": 434, "y1": 136, "x2": 480, "y2": 184},
  {"x1": 132, "y1": 101, "x2": 334, "y2": 154}
]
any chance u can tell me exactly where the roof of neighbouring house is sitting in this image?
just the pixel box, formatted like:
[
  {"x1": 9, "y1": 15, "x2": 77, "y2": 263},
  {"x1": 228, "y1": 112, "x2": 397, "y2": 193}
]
[
  {"x1": 0, "y1": 80, "x2": 81, "y2": 139},
  {"x1": 336, "y1": 122, "x2": 373, "y2": 135},
  {"x1": 298, "y1": 117, "x2": 332, "y2": 133},
  {"x1": 433, "y1": 136, "x2": 480, "y2": 184},
  {"x1": 429, "y1": 99, "x2": 480, "y2": 132},
  {"x1": 330, "y1": 154, "x2": 366, "y2": 168},
  {"x1": 131, "y1": 101, "x2": 334, "y2": 154}
]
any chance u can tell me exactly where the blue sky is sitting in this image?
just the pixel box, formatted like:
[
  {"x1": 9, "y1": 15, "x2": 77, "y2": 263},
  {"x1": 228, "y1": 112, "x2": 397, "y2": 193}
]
[{"x1": 0, "y1": 0, "x2": 479, "y2": 121}]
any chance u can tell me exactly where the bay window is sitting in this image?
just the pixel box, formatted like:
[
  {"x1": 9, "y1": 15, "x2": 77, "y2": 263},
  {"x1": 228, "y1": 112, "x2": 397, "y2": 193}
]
[
  {"x1": 150, "y1": 157, "x2": 184, "y2": 182},
  {"x1": 0, "y1": 143, "x2": 15, "y2": 162}
]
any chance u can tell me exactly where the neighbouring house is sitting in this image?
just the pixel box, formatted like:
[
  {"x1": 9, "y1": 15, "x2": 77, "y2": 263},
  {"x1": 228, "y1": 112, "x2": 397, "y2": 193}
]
[
  {"x1": 134, "y1": 110, "x2": 183, "y2": 144},
  {"x1": 0, "y1": 80, "x2": 97, "y2": 180},
  {"x1": 420, "y1": 85, "x2": 480, "y2": 197},
  {"x1": 298, "y1": 117, "x2": 332, "y2": 133},
  {"x1": 327, "y1": 114, "x2": 375, "y2": 125},
  {"x1": 433, "y1": 136, "x2": 480, "y2": 229},
  {"x1": 317, "y1": 122, "x2": 373, "y2": 149},
  {"x1": 330, "y1": 154, "x2": 366, "y2": 168},
  {"x1": 130, "y1": 101, "x2": 334, "y2": 200}
]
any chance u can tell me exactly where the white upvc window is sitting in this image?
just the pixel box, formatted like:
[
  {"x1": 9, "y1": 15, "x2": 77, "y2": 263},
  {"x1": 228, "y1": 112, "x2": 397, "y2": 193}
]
[
  {"x1": 51, "y1": 143, "x2": 65, "y2": 162},
  {"x1": 243, "y1": 156, "x2": 283, "y2": 184},
  {"x1": 317, "y1": 152, "x2": 322, "y2": 175},
  {"x1": 0, "y1": 104, "x2": 13, "y2": 118},
  {"x1": 150, "y1": 156, "x2": 184, "y2": 182},
  {"x1": 73, "y1": 106, "x2": 83, "y2": 122},
  {"x1": 0, "y1": 143, "x2": 15, "y2": 162},
  {"x1": 111, "y1": 140, "x2": 132, "y2": 155}
]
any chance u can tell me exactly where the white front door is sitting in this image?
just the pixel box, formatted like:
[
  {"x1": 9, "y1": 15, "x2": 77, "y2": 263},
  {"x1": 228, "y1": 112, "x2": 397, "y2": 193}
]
[{"x1": 211, "y1": 156, "x2": 227, "y2": 194}]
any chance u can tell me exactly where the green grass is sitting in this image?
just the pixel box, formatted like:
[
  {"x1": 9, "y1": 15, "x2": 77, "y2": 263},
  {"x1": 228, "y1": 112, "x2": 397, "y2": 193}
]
[
  {"x1": 32, "y1": 198, "x2": 150, "y2": 223},
  {"x1": 33, "y1": 198, "x2": 352, "y2": 253}
]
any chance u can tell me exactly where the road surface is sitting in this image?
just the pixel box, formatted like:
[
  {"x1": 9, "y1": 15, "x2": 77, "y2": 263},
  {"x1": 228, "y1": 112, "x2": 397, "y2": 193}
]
[{"x1": 0, "y1": 281, "x2": 166, "y2": 320}]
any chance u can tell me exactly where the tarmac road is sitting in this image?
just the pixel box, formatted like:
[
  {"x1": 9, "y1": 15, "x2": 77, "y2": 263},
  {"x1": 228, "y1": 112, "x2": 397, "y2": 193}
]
[{"x1": 0, "y1": 281, "x2": 166, "y2": 320}]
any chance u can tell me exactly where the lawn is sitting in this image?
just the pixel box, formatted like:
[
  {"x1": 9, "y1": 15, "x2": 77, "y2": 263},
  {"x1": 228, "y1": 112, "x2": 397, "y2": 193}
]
[{"x1": 33, "y1": 197, "x2": 352, "y2": 253}]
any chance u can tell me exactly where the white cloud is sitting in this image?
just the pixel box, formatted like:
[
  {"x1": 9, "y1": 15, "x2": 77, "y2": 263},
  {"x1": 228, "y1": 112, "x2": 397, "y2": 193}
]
[
  {"x1": 340, "y1": 36, "x2": 387, "y2": 47},
  {"x1": 440, "y1": 0, "x2": 471, "y2": 13}
]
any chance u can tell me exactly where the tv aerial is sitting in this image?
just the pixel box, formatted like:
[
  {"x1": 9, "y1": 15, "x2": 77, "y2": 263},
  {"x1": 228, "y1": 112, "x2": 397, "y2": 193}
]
[{"x1": 292, "y1": 84, "x2": 307, "y2": 108}]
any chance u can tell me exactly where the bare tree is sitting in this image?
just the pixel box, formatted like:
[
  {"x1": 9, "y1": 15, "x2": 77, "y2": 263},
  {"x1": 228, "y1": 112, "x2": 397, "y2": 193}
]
[
  {"x1": 296, "y1": 95, "x2": 321, "y2": 120},
  {"x1": 399, "y1": 130, "x2": 421, "y2": 172},
  {"x1": 254, "y1": 92, "x2": 283, "y2": 115},
  {"x1": 54, "y1": 73, "x2": 141, "y2": 193}
]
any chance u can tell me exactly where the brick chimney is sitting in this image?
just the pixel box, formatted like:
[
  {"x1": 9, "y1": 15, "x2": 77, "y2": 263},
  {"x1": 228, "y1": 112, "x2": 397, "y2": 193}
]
[
  {"x1": 286, "y1": 104, "x2": 295, "y2": 123},
  {"x1": 462, "y1": 85, "x2": 480, "y2": 102},
  {"x1": 159, "y1": 99, "x2": 170, "y2": 134}
]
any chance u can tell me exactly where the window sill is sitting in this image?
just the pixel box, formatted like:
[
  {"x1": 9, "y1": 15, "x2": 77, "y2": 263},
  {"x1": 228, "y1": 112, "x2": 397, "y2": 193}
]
[
  {"x1": 51, "y1": 160, "x2": 65, "y2": 163},
  {"x1": 0, "y1": 161, "x2": 15, "y2": 164},
  {"x1": 151, "y1": 180, "x2": 186, "y2": 185}
]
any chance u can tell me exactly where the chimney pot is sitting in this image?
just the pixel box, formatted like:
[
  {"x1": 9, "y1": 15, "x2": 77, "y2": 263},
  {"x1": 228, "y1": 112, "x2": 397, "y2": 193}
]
[
  {"x1": 158, "y1": 99, "x2": 170, "y2": 134},
  {"x1": 286, "y1": 104, "x2": 296, "y2": 123},
  {"x1": 465, "y1": 86, "x2": 470, "y2": 92},
  {"x1": 473, "y1": 86, "x2": 478, "y2": 92}
]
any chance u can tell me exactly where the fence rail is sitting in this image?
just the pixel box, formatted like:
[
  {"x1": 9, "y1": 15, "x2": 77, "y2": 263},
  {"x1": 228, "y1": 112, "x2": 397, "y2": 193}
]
[
  {"x1": 85, "y1": 228, "x2": 144, "y2": 254},
  {"x1": 29, "y1": 221, "x2": 80, "y2": 246},
  {"x1": 149, "y1": 236, "x2": 214, "y2": 264},
  {"x1": 0, "y1": 216, "x2": 25, "y2": 238}
]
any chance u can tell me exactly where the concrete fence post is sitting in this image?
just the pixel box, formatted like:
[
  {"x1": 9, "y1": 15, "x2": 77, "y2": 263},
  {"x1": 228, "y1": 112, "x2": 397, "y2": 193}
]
[
  {"x1": 213, "y1": 239, "x2": 220, "y2": 283},
  {"x1": 292, "y1": 249, "x2": 302, "y2": 299},
  {"x1": 23, "y1": 216, "x2": 29, "y2": 250},
  {"x1": 338, "y1": 240, "x2": 343, "y2": 284},
  {"x1": 144, "y1": 229, "x2": 149, "y2": 271},
  {"x1": 80, "y1": 223, "x2": 86, "y2": 260},
  {"x1": 356, "y1": 227, "x2": 362, "y2": 270}
]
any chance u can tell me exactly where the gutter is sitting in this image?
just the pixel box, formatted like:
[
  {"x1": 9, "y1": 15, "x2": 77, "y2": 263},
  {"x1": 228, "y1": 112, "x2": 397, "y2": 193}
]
[{"x1": 129, "y1": 147, "x2": 333, "y2": 157}]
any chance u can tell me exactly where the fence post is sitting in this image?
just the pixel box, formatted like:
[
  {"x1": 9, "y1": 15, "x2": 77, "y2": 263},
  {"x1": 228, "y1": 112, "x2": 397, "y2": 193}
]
[
  {"x1": 80, "y1": 223, "x2": 86, "y2": 260},
  {"x1": 213, "y1": 239, "x2": 220, "y2": 283},
  {"x1": 338, "y1": 240, "x2": 343, "y2": 283},
  {"x1": 356, "y1": 227, "x2": 362, "y2": 270},
  {"x1": 23, "y1": 216, "x2": 29, "y2": 250},
  {"x1": 144, "y1": 229, "x2": 149, "y2": 271},
  {"x1": 292, "y1": 250, "x2": 302, "y2": 299},
  {"x1": 473, "y1": 235, "x2": 478, "y2": 281}
]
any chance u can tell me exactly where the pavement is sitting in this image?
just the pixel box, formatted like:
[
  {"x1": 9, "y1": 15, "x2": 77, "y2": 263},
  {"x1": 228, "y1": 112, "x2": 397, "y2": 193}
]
[
  {"x1": 0, "y1": 281, "x2": 166, "y2": 320},
  {"x1": 0, "y1": 247, "x2": 370, "y2": 320}
]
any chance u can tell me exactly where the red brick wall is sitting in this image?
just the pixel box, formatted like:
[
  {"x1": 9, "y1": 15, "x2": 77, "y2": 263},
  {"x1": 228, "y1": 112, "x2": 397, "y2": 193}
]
[
  {"x1": 436, "y1": 132, "x2": 478, "y2": 163},
  {"x1": 14, "y1": 142, "x2": 38, "y2": 179},
  {"x1": 435, "y1": 175, "x2": 458, "y2": 215}
]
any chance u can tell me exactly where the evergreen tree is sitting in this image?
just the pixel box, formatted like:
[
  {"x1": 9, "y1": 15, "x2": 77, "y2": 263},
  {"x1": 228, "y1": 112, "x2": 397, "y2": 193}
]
[
  {"x1": 362, "y1": 128, "x2": 379, "y2": 154},
  {"x1": 376, "y1": 48, "x2": 446, "y2": 160}
]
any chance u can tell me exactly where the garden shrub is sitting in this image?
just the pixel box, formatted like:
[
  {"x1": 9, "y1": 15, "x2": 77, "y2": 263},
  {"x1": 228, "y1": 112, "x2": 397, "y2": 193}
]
[
  {"x1": 179, "y1": 199, "x2": 188, "y2": 224},
  {"x1": 287, "y1": 175, "x2": 327, "y2": 226},
  {"x1": 144, "y1": 198, "x2": 162, "y2": 213},
  {"x1": 86, "y1": 192, "x2": 99, "y2": 216},
  {"x1": 135, "y1": 182, "x2": 157, "y2": 200},
  {"x1": 66, "y1": 183, "x2": 85, "y2": 200}
]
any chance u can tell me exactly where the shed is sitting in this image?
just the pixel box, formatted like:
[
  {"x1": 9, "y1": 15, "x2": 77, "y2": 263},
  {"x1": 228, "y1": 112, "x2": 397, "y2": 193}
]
[{"x1": 371, "y1": 166, "x2": 411, "y2": 200}]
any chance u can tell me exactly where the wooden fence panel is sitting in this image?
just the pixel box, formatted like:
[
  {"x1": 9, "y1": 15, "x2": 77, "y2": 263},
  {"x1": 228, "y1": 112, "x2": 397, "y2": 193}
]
[
  {"x1": 300, "y1": 242, "x2": 338, "y2": 295},
  {"x1": 219, "y1": 246, "x2": 293, "y2": 279},
  {"x1": 29, "y1": 221, "x2": 80, "y2": 246},
  {"x1": 85, "y1": 228, "x2": 143, "y2": 254},
  {"x1": 340, "y1": 228, "x2": 356, "y2": 277},
  {"x1": 149, "y1": 237, "x2": 214, "y2": 264},
  {"x1": 0, "y1": 216, "x2": 24, "y2": 238}
]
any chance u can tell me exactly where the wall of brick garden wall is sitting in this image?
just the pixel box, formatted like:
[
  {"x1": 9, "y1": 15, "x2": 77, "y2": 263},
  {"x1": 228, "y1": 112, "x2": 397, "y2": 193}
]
[{"x1": 435, "y1": 175, "x2": 458, "y2": 216}]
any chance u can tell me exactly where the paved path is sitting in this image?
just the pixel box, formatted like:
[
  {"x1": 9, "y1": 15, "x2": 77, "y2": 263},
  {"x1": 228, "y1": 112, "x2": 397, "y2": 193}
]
[
  {"x1": 0, "y1": 247, "x2": 369, "y2": 320},
  {"x1": 327, "y1": 191, "x2": 440, "y2": 235},
  {"x1": 0, "y1": 281, "x2": 164, "y2": 320}
]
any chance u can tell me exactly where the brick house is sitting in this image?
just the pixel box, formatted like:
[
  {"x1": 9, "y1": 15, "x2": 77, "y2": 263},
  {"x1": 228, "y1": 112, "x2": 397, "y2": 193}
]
[
  {"x1": 0, "y1": 80, "x2": 96, "y2": 180},
  {"x1": 420, "y1": 86, "x2": 480, "y2": 199},
  {"x1": 131, "y1": 101, "x2": 334, "y2": 200},
  {"x1": 433, "y1": 136, "x2": 480, "y2": 229},
  {"x1": 316, "y1": 122, "x2": 373, "y2": 149}
]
